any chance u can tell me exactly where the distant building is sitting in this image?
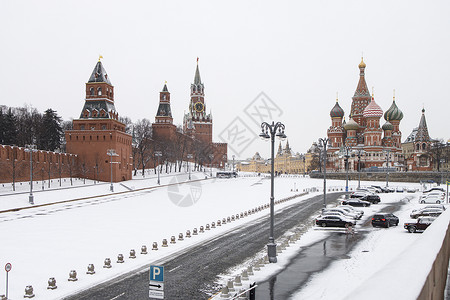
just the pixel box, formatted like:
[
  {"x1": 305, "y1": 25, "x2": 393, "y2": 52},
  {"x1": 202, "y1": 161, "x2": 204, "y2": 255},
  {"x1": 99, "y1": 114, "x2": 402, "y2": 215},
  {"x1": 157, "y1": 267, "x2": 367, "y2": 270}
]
[
  {"x1": 65, "y1": 59, "x2": 133, "y2": 182},
  {"x1": 237, "y1": 141, "x2": 305, "y2": 174},
  {"x1": 402, "y1": 108, "x2": 433, "y2": 171},
  {"x1": 326, "y1": 58, "x2": 405, "y2": 172}
]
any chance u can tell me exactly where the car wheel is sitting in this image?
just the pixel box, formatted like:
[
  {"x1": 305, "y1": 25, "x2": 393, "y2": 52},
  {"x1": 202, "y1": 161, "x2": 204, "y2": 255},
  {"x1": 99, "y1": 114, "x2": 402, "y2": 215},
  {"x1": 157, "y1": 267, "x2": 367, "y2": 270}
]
[
  {"x1": 363, "y1": 204, "x2": 367, "y2": 207},
  {"x1": 321, "y1": 223, "x2": 327, "y2": 227},
  {"x1": 420, "y1": 200, "x2": 425, "y2": 204},
  {"x1": 408, "y1": 226, "x2": 416, "y2": 233},
  {"x1": 395, "y1": 221, "x2": 399, "y2": 226},
  {"x1": 436, "y1": 200, "x2": 441, "y2": 204}
]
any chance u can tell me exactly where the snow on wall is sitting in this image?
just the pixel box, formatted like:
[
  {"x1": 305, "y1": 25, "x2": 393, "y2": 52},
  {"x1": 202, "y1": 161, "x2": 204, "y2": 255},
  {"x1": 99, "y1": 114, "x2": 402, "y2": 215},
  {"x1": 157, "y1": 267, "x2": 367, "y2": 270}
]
[{"x1": 350, "y1": 208, "x2": 450, "y2": 299}]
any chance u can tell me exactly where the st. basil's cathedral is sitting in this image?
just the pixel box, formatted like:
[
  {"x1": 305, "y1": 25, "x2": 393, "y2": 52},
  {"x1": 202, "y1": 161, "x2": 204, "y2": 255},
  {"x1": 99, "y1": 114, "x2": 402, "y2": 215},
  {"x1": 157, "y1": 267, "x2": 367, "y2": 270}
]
[{"x1": 326, "y1": 58, "x2": 405, "y2": 172}]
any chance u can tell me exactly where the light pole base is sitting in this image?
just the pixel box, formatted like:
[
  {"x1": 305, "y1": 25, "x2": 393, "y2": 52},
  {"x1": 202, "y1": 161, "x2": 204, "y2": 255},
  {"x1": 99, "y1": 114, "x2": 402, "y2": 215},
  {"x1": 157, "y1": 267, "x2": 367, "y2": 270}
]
[
  {"x1": 29, "y1": 194, "x2": 34, "y2": 205},
  {"x1": 345, "y1": 186, "x2": 348, "y2": 192},
  {"x1": 110, "y1": 184, "x2": 114, "y2": 192},
  {"x1": 267, "y1": 242, "x2": 277, "y2": 263}
]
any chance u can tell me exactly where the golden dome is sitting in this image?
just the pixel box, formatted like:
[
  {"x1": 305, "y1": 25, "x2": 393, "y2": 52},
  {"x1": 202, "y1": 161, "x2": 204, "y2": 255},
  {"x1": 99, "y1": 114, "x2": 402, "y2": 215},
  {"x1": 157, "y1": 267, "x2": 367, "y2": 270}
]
[{"x1": 359, "y1": 57, "x2": 366, "y2": 68}]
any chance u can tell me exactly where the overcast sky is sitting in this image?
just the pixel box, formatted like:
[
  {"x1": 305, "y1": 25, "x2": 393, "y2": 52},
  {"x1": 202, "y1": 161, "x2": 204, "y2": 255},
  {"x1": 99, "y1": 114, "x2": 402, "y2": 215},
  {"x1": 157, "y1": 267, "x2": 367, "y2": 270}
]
[{"x1": 1, "y1": 0, "x2": 449, "y2": 159}]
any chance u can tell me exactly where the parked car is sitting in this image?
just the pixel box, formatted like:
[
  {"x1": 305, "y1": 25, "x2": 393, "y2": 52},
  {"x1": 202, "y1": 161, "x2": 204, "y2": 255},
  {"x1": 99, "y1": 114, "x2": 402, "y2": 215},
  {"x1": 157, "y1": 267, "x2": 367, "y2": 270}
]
[
  {"x1": 423, "y1": 187, "x2": 445, "y2": 194},
  {"x1": 371, "y1": 213, "x2": 399, "y2": 228},
  {"x1": 414, "y1": 204, "x2": 446, "y2": 211},
  {"x1": 341, "y1": 198, "x2": 371, "y2": 207},
  {"x1": 419, "y1": 192, "x2": 445, "y2": 204},
  {"x1": 386, "y1": 187, "x2": 395, "y2": 193},
  {"x1": 410, "y1": 208, "x2": 443, "y2": 219},
  {"x1": 315, "y1": 215, "x2": 356, "y2": 228},
  {"x1": 396, "y1": 186, "x2": 405, "y2": 193},
  {"x1": 406, "y1": 187, "x2": 417, "y2": 193},
  {"x1": 360, "y1": 194, "x2": 381, "y2": 204},
  {"x1": 371, "y1": 185, "x2": 391, "y2": 193},
  {"x1": 340, "y1": 205, "x2": 364, "y2": 217},
  {"x1": 350, "y1": 191, "x2": 373, "y2": 199},
  {"x1": 404, "y1": 216, "x2": 436, "y2": 233},
  {"x1": 323, "y1": 208, "x2": 360, "y2": 220}
]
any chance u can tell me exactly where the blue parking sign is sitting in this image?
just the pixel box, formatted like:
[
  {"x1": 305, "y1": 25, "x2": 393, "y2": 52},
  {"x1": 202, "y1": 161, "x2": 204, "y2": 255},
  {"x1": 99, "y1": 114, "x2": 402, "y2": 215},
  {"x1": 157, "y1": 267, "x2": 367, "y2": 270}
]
[{"x1": 150, "y1": 265, "x2": 164, "y2": 282}]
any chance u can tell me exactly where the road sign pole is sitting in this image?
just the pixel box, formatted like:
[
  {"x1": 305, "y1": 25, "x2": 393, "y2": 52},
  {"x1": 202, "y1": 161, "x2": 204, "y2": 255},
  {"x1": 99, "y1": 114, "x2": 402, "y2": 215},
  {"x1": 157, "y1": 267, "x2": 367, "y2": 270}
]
[{"x1": 5, "y1": 263, "x2": 12, "y2": 299}]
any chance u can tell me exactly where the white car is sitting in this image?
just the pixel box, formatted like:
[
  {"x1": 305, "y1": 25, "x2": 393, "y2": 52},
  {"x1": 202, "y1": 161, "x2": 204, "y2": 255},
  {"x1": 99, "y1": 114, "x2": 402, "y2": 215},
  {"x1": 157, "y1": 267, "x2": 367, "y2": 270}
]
[
  {"x1": 419, "y1": 192, "x2": 445, "y2": 204},
  {"x1": 323, "y1": 208, "x2": 360, "y2": 220},
  {"x1": 420, "y1": 194, "x2": 445, "y2": 204},
  {"x1": 340, "y1": 205, "x2": 364, "y2": 217}
]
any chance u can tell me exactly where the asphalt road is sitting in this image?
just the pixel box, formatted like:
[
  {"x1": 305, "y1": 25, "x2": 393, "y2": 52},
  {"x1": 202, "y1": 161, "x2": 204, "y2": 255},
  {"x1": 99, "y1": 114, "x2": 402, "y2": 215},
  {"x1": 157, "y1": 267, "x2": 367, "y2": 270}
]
[{"x1": 64, "y1": 193, "x2": 343, "y2": 300}]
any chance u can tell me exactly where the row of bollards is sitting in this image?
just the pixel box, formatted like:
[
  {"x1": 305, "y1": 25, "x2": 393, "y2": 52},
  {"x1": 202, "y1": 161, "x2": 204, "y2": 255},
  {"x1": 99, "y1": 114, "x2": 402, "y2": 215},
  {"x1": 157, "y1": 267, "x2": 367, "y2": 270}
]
[
  {"x1": 20, "y1": 192, "x2": 309, "y2": 298},
  {"x1": 218, "y1": 221, "x2": 311, "y2": 299}
]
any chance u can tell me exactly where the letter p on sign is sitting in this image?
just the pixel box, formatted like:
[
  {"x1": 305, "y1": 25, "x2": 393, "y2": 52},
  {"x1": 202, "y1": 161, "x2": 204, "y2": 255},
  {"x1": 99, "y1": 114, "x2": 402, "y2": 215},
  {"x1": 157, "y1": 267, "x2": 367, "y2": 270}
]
[{"x1": 150, "y1": 265, "x2": 164, "y2": 282}]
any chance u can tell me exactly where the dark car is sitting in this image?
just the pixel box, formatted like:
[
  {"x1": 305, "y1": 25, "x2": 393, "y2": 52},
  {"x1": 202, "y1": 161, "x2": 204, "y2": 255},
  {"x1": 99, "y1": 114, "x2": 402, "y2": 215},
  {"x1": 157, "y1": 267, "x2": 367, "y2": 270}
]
[
  {"x1": 360, "y1": 194, "x2": 381, "y2": 204},
  {"x1": 410, "y1": 208, "x2": 443, "y2": 219},
  {"x1": 342, "y1": 199, "x2": 371, "y2": 207},
  {"x1": 371, "y1": 185, "x2": 389, "y2": 193},
  {"x1": 372, "y1": 213, "x2": 399, "y2": 228},
  {"x1": 315, "y1": 215, "x2": 356, "y2": 228},
  {"x1": 423, "y1": 187, "x2": 445, "y2": 193},
  {"x1": 404, "y1": 216, "x2": 436, "y2": 233}
]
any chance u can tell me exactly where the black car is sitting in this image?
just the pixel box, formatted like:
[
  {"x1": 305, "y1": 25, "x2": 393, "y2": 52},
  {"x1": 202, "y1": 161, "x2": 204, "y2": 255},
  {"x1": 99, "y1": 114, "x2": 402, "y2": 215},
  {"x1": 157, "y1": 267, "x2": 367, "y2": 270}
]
[
  {"x1": 372, "y1": 213, "x2": 399, "y2": 228},
  {"x1": 360, "y1": 194, "x2": 381, "y2": 204},
  {"x1": 315, "y1": 215, "x2": 356, "y2": 228},
  {"x1": 341, "y1": 199, "x2": 371, "y2": 207}
]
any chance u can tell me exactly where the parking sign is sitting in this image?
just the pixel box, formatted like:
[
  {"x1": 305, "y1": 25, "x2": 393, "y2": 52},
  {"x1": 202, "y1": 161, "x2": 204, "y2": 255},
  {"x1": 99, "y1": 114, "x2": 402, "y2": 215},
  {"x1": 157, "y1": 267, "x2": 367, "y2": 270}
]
[{"x1": 149, "y1": 265, "x2": 164, "y2": 299}]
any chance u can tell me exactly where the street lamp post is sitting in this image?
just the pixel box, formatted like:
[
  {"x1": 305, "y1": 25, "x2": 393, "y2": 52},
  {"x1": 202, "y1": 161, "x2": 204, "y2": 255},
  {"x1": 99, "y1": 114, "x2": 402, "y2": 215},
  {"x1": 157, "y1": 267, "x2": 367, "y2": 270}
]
[
  {"x1": 25, "y1": 144, "x2": 37, "y2": 205},
  {"x1": 259, "y1": 121, "x2": 287, "y2": 263},
  {"x1": 353, "y1": 149, "x2": 365, "y2": 189},
  {"x1": 318, "y1": 137, "x2": 330, "y2": 208},
  {"x1": 187, "y1": 154, "x2": 193, "y2": 180},
  {"x1": 209, "y1": 154, "x2": 214, "y2": 177},
  {"x1": 384, "y1": 148, "x2": 391, "y2": 187},
  {"x1": 155, "y1": 151, "x2": 162, "y2": 185},
  {"x1": 337, "y1": 146, "x2": 352, "y2": 192},
  {"x1": 232, "y1": 155, "x2": 235, "y2": 173},
  {"x1": 107, "y1": 149, "x2": 119, "y2": 192}
]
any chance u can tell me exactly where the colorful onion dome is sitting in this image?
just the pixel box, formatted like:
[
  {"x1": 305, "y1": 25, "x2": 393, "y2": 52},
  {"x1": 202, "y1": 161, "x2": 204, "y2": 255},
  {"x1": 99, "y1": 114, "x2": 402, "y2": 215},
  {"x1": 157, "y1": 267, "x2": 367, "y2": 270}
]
[
  {"x1": 359, "y1": 57, "x2": 366, "y2": 68},
  {"x1": 384, "y1": 100, "x2": 403, "y2": 121},
  {"x1": 344, "y1": 117, "x2": 359, "y2": 130},
  {"x1": 363, "y1": 96, "x2": 383, "y2": 118},
  {"x1": 382, "y1": 120, "x2": 394, "y2": 131},
  {"x1": 330, "y1": 101, "x2": 345, "y2": 118}
]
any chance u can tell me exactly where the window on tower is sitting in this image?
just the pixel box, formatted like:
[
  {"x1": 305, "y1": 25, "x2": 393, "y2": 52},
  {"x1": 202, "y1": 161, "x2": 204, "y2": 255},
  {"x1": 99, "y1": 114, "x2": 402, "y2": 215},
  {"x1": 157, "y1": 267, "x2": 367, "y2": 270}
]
[
  {"x1": 90, "y1": 87, "x2": 94, "y2": 96},
  {"x1": 98, "y1": 87, "x2": 102, "y2": 96}
]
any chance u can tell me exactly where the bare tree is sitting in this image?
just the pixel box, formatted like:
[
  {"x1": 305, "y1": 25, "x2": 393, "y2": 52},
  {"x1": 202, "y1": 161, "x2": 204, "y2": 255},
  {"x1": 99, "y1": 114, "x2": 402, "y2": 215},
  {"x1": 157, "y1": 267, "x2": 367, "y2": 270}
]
[{"x1": 133, "y1": 119, "x2": 153, "y2": 176}]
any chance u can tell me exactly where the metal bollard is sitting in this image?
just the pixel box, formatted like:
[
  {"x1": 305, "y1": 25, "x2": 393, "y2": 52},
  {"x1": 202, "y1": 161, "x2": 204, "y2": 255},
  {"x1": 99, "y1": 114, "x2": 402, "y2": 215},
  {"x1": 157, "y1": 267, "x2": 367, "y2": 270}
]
[
  {"x1": 152, "y1": 242, "x2": 158, "y2": 250},
  {"x1": 199, "y1": 226, "x2": 204, "y2": 233},
  {"x1": 170, "y1": 236, "x2": 176, "y2": 244},
  {"x1": 211, "y1": 222, "x2": 216, "y2": 228},
  {"x1": 162, "y1": 239, "x2": 168, "y2": 247},
  {"x1": 192, "y1": 228, "x2": 198, "y2": 235},
  {"x1": 117, "y1": 254, "x2": 125, "y2": 263},
  {"x1": 47, "y1": 277, "x2": 57, "y2": 289},
  {"x1": 206, "y1": 224, "x2": 210, "y2": 230},
  {"x1": 130, "y1": 249, "x2": 136, "y2": 258},
  {"x1": 24, "y1": 285, "x2": 35, "y2": 298},
  {"x1": 178, "y1": 233, "x2": 184, "y2": 241},
  {"x1": 186, "y1": 230, "x2": 191, "y2": 238},
  {"x1": 104, "y1": 258, "x2": 112, "y2": 268},
  {"x1": 141, "y1": 245, "x2": 148, "y2": 254},
  {"x1": 87, "y1": 264, "x2": 95, "y2": 274},
  {"x1": 68, "y1": 270, "x2": 78, "y2": 281},
  {"x1": 217, "y1": 220, "x2": 221, "y2": 226}
]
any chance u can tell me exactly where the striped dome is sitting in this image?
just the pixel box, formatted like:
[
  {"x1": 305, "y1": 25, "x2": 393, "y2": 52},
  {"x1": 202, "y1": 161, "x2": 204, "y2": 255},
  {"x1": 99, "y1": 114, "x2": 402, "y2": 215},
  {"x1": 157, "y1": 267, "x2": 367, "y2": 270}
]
[
  {"x1": 384, "y1": 100, "x2": 403, "y2": 121},
  {"x1": 330, "y1": 101, "x2": 345, "y2": 118},
  {"x1": 382, "y1": 120, "x2": 394, "y2": 131},
  {"x1": 344, "y1": 117, "x2": 359, "y2": 130},
  {"x1": 363, "y1": 97, "x2": 383, "y2": 118}
]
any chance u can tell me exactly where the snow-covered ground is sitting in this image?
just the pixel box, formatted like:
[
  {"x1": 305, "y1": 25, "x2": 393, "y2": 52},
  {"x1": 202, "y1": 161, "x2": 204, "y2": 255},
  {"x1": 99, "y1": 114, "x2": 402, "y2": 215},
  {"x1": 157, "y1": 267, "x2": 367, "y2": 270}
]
[{"x1": 0, "y1": 171, "x2": 444, "y2": 299}]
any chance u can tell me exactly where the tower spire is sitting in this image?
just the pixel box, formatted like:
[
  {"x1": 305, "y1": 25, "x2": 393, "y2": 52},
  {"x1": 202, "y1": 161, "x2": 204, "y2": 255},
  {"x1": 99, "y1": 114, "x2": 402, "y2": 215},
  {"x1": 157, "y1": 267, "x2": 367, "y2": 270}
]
[{"x1": 194, "y1": 58, "x2": 202, "y2": 84}]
